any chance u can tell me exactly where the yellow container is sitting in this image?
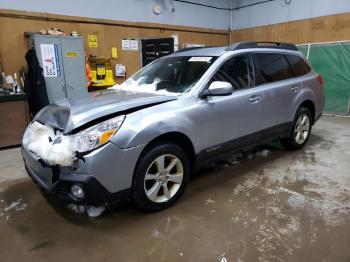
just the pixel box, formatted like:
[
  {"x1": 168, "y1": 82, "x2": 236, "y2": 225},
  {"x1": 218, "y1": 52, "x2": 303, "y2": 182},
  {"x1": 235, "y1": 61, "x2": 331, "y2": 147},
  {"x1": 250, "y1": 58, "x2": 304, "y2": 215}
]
[{"x1": 89, "y1": 57, "x2": 116, "y2": 87}]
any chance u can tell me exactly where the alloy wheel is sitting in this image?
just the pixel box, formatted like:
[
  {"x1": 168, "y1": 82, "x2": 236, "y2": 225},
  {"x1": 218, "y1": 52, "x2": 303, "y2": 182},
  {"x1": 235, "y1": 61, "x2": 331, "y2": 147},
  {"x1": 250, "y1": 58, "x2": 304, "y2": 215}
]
[
  {"x1": 144, "y1": 154, "x2": 184, "y2": 203},
  {"x1": 294, "y1": 113, "x2": 310, "y2": 144}
]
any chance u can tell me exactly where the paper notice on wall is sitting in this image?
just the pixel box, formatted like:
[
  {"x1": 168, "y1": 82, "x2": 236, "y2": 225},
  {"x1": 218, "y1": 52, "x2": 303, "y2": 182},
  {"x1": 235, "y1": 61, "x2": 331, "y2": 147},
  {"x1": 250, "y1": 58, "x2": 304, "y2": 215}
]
[
  {"x1": 40, "y1": 44, "x2": 61, "y2": 77},
  {"x1": 115, "y1": 64, "x2": 126, "y2": 77},
  {"x1": 172, "y1": 34, "x2": 179, "y2": 52},
  {"x1": 122, "y1": 39, "x2": 130, "y2": 51},
  {"x1": 172, "y1": 34, "x2": 179, "y2": 46},
  {"x1": 130, "y1": 39, "x2": 139, "y2": 51}
]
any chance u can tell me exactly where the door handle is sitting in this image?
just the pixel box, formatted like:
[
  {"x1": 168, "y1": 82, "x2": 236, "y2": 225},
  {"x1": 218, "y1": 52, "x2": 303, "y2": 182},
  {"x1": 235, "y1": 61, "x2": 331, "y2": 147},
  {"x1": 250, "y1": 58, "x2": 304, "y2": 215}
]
[
  {"x1": 248, "y1": 95, "x2": 262, "y2": 104},
  {"x1": 67, "y1": 84, "x2": 74, "y2": 90},
  {"x1": 290, "y1": 86, "x2": 300, "y2": 92}
]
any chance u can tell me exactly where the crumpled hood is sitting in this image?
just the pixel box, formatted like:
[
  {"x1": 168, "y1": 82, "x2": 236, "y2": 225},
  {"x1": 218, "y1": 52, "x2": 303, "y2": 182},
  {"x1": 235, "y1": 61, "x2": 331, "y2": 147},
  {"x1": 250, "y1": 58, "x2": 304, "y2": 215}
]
[{"x1": 34, "y1": 90, "x2": 177, "y2": 133}]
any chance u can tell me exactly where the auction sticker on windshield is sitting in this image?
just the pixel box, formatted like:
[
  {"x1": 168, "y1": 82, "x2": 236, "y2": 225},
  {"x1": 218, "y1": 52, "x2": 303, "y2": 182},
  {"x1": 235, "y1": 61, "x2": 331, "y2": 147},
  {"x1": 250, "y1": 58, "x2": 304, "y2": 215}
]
[{"x1": 188, "y1": 57, "x2": 213, "y2": 62}]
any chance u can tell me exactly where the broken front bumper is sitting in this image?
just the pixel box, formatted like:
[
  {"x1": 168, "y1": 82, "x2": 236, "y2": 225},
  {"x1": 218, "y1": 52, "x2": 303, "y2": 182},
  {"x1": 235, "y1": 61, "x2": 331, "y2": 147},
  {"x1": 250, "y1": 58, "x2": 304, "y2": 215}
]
[{"x1": 21, "y1": 141, "x2": 145, "y2": 206}]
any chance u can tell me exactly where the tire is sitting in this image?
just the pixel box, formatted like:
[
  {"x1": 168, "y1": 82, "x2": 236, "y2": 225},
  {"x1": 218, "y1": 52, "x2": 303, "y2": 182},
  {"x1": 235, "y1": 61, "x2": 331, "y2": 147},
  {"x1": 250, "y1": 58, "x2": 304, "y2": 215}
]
[
  {"x1": 281, "y1": 107, "x2": 312, "y2": 150},
  {"x1": 131, "y1": 142, "x2": 190, "y2": 212}
]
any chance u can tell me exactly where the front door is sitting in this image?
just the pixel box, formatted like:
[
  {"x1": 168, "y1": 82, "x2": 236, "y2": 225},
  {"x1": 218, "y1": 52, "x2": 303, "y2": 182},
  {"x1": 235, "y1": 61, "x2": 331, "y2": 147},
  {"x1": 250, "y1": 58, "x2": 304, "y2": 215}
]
[{"x1": 200, "y1": 53, "x2": 264, "y2": 157}]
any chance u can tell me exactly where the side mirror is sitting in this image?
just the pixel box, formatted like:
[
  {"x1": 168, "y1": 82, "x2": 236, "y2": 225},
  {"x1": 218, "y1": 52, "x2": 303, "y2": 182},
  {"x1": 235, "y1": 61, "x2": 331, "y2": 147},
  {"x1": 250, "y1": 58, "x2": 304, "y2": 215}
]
[{"x1": 204, "y1": 81, "x2": 233, "y2": 97}]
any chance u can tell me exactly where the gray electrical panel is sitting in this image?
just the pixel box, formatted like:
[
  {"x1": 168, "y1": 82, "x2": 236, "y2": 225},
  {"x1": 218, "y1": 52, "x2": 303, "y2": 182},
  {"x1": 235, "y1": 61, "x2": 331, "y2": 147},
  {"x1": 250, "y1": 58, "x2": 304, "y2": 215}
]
[{"x1": 31, "y1": 34, "x2": 88, "y2": 103}]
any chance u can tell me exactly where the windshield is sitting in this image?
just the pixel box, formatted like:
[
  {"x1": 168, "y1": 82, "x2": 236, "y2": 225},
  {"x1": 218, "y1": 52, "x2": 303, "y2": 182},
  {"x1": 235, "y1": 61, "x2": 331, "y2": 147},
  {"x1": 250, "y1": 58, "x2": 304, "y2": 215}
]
[{"x1": 116, "y1": 56, "x2": 216, "y2": 95}]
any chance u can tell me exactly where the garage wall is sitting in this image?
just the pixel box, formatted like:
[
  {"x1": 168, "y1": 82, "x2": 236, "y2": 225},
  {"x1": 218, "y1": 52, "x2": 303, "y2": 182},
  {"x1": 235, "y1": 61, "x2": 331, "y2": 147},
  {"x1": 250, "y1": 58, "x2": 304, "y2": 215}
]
[
  {"x1": 231, "y1": 0, "x2": 350, "y2": 30},
  {"x1": 231, "y1": 12, "x2": 350, "y2": 44},
  {"x1": 0, "y1": 9, "x2": 229, "y2": 83},
  {"x1": 0, "y1": 0, "x2": 231, "y2": 30},
  {"x1": 230, "y1": 0, "x2": 350, "y2": 44}
]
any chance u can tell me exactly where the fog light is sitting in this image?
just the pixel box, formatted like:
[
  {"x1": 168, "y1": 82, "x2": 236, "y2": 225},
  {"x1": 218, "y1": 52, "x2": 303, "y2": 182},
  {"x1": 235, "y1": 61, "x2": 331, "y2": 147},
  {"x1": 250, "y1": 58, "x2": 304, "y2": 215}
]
[{"x1": 71, "y1": 184, "x2": 85, "y2": 199}]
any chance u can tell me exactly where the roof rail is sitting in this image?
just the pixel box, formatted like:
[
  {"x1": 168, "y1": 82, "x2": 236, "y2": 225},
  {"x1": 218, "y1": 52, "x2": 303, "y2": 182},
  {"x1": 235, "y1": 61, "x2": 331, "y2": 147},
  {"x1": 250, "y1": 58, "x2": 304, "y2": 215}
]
[{"x1": 225, "y1": 42, "x2": 298, "y2": 51}]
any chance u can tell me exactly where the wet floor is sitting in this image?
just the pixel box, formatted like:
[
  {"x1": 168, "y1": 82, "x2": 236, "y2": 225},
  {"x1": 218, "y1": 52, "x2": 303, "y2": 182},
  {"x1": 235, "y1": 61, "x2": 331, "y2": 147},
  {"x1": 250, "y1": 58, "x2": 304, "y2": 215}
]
[{"x1": 0, "y1": 116, "x2": 350, "y2": 262}]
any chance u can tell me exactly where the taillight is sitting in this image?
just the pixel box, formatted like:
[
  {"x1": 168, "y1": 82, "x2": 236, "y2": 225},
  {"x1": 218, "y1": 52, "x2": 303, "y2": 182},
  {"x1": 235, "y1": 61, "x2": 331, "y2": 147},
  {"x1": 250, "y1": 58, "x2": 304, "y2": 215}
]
[{"x1": 317, "y1": 74, "x2": 324, "y2": 86}]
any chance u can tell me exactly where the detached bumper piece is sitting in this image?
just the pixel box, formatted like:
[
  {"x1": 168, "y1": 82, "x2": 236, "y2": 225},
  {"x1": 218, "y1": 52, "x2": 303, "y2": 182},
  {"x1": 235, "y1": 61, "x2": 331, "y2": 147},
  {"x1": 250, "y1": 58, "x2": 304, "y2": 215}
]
[{"x1": 22, "y1": 146, "x2": 130, "y2": 206}]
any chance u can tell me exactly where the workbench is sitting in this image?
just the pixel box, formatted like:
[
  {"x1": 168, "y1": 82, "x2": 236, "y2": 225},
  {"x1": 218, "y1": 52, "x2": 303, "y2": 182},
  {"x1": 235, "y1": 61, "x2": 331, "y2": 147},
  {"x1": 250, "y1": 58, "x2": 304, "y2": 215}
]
[{"x1": 0, "y1": 94, "x2": 30, "y2": 148}]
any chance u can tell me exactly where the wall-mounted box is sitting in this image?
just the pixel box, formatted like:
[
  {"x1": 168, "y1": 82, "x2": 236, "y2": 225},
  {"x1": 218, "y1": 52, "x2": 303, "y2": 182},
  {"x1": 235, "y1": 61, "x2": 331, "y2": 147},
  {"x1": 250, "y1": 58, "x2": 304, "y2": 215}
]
[{"x1": 30, "y1": 34, "x2": 88, "y2": 103}]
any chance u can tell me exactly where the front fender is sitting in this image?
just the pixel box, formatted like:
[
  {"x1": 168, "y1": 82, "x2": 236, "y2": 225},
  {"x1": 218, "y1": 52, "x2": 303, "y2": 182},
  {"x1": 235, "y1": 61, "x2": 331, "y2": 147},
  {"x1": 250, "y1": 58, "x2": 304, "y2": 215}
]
[{"x1": 111, "y1": 98, "x2": 203, "y2": 153}]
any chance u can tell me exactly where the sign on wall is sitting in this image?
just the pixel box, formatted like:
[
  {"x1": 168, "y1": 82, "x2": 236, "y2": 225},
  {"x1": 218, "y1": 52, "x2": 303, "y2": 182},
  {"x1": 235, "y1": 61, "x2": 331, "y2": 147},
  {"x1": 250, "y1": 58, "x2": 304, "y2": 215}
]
[
  {"x1": 115, "y1": 64, "x2": 126, "y2": 77},
  {"x1": 66, "y1": 52, "x2": 78, "y2": 57},
  {"x1": 130, "y1": 39, "x2": 139, "y2": 51},
  {"x1": 122, "y1": 39, "x2": 131, "y2": 51},
  {"x1": 88, "y1": 35, "x2": 98, "y2": 48},
  {"x1": 122, "y1": 39, "x2": 139, "y2": 51},
  {"x1": 172, "y1": 34, "x2": 179, "y2": 51},
  {"x1": 40, "y1": 44, "x2": 61, "y2": 78},
  {"x1": 111, "y1": 47, "x2": 118, "y2": 59}
]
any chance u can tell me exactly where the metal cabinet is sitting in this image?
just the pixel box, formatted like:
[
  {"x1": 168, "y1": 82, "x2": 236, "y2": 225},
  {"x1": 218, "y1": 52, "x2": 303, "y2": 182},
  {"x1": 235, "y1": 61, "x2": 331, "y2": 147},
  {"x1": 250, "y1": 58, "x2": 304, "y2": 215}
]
[{"x1": 32, "y1": 34, "x2": 87, "y2": 103}]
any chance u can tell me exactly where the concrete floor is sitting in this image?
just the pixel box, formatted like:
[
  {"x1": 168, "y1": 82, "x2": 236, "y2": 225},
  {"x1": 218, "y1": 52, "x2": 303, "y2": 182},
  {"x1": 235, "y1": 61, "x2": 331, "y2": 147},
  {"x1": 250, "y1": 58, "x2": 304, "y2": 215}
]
[{"x1": 0, "y1": 116, "x2": 350, "y2": 262}]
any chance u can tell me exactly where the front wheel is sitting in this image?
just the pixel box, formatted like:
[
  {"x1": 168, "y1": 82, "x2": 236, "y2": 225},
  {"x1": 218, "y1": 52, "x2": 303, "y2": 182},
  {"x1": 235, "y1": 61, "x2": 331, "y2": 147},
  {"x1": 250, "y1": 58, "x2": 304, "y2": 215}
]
[
  {"x1": 281, "y1": 107, "x2": 312, "y2": 150},
  {"x1": 131, "y1": 143, "x2": 189, "y2": 212}
]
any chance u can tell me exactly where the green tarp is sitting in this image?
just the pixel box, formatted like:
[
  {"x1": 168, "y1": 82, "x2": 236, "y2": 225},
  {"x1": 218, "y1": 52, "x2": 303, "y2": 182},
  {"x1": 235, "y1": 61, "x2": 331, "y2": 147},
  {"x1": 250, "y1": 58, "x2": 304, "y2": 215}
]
[{"x1": 298, "y1": 43, "x2": 350, "y2": 115}]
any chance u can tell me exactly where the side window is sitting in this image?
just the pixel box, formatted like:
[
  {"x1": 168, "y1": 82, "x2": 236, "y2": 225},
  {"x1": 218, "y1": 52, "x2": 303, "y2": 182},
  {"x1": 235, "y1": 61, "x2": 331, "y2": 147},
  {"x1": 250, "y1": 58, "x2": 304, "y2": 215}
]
[
  {"x1": 254, "y1": 53, "x2": 294, "y2": 84},
  {"x1": 285, "y1": 54, "x2": 311, "y2": 77},
  {"x1": 211, "y1": 54, "x2": 254, "y2": 90}
]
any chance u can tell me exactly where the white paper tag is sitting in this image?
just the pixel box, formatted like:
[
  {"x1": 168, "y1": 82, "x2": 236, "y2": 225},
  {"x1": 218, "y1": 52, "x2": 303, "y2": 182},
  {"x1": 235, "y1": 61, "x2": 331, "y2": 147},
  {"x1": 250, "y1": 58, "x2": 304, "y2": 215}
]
[
  {"x1": 122, "y1": 39, "x2": 130, "y2": 51},
  {"x1": 188, "y1": 57, "x2": 213, "y2": 62},
  {"x1": 130, "y1": 39, "x2": 138, "y2": 51}
]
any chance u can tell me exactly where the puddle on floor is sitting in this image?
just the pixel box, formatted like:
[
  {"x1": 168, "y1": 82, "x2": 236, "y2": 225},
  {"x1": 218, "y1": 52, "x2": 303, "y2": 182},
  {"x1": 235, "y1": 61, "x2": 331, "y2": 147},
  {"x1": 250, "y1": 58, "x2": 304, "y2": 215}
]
[{"x1": 1, "y1": 119, "x2": 350, "y2": 262}]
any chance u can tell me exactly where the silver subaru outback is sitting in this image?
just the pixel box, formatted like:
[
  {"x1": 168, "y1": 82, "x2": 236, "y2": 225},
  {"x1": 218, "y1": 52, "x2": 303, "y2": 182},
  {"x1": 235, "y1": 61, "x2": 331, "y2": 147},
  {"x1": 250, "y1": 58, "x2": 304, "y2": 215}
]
[{"x1": 22, "y1": 42, "x2": 325, "y2": 212}]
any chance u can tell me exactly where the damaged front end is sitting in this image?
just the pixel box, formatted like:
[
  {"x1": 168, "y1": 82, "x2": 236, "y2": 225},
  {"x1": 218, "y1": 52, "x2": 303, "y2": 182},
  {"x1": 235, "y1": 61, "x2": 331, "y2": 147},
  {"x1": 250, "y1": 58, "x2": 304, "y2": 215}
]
[
  {"x1": 21, "y1": 116, "x2": 128, "y2": 217},
  {"x1": 22, "y1": 90, "x2": 176, "y2": 167},
  {"x1": 22, "y1": 115, "x2": 125, "y2": 167},
  {"x1": 21, "y1": 90, "x2": 176, "y2": 215},
  {"x1": 21, "y1": 114, "x2": 126, "y2": 217}
]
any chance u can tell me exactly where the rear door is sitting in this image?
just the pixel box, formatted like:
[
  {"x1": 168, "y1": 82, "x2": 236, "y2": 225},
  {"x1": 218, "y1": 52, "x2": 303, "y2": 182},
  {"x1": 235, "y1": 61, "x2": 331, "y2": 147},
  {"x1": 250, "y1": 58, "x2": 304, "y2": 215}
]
[
  {"x1": 200, "y1": 53, "x2": 264, "y2": 156},
  {"x1": 253, "y1": 52, "x2": 300, "y2": 137}
]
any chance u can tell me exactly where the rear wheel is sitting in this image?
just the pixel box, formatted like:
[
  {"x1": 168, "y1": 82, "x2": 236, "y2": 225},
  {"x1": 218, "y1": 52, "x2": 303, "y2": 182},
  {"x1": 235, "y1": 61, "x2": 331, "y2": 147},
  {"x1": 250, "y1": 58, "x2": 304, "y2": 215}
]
[
  {"x1": 131, "y1": 143, "x2": 189, "y2": 212},
  {"x1": 281, "y1": 107, "x2": 312, "y2": 150}
]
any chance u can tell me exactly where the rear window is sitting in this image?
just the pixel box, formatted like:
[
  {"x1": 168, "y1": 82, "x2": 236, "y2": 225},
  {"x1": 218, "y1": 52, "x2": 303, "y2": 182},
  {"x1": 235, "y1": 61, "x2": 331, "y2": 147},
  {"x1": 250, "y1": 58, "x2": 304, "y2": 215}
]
[
  {"x1": 285, "y1": 54, "x2": 311, "y2": 77},
  {"x1": 254, "y1": 53, "x2": 294, "y2": 84}
]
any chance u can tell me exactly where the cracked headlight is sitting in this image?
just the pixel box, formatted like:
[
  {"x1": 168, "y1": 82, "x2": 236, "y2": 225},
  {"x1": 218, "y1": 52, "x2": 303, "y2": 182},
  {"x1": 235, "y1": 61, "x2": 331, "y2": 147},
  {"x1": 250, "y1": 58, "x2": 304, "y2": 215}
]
[{"x1": 73, "y1": 115, "x2": 125, "y2": 153}]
